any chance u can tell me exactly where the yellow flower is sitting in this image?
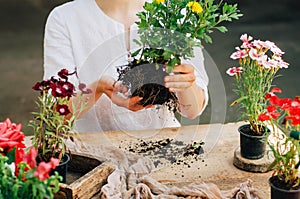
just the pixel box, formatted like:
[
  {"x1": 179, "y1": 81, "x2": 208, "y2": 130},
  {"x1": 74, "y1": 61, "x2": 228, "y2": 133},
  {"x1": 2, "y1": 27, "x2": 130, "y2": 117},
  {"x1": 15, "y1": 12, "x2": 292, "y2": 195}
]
[
  {"x1": 155, "y1": 0, "x2": 165, "y2": 4},
  {"x1": 187, "y1": 1, "x2": 203, "y2": 14}
]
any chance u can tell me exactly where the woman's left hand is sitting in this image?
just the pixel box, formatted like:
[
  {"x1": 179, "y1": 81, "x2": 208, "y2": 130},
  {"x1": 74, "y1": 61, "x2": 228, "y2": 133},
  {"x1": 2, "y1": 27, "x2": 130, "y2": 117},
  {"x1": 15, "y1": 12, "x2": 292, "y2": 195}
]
[{"x1": 164, "y1": 64, "x2": 196, "y2": 93}]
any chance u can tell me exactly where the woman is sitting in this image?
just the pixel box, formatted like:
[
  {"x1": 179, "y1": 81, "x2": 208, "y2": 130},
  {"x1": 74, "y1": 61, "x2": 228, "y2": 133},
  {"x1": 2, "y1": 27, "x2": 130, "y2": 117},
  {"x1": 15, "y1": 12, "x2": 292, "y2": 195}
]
[{"x1": 44, "y1": 0, "x2": 209, "y2": 132}]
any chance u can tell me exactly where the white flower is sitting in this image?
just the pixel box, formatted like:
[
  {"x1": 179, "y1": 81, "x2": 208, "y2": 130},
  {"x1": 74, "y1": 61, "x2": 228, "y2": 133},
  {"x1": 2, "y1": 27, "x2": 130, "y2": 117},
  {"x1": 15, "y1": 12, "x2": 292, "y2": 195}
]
[
  {"x1": 271, "y1": 44, "x2": 284, "y2": 55},
  {"x1": 226, "y1": 67, "x2": 243, "y2": 76},
  {"x1": 240, "y1": 34, "x2": 253, "y2": 43},
  {"x1": 4, "y1": 162, "x2": 15, "y2": 175},
  {"x1": 249, "y1": 48, "x2": 261, "y2": 61}
]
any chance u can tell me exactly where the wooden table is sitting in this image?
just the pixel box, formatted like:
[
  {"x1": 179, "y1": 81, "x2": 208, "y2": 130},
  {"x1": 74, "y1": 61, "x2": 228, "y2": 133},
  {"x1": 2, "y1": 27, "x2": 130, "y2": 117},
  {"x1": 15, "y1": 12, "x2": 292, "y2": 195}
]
[{"x1": 73, "y1": 122, "x2": 271, "y2": 198}]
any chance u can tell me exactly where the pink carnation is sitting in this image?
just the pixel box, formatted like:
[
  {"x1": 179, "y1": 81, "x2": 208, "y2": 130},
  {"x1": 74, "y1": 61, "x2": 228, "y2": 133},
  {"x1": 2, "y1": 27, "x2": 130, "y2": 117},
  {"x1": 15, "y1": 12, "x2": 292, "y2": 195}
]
[
  {"x1": 230, "y1": 48, "x2": 248, "y2": 59},
  {"x1": 226, "y1": 67, "x2": 243, "y2": 76},
  {"x1": 34, "y1": 162, "x2": 53, "y2": 180},
  {"x1": 240, "y1": 33, "x2": 252, "y2": 43}
]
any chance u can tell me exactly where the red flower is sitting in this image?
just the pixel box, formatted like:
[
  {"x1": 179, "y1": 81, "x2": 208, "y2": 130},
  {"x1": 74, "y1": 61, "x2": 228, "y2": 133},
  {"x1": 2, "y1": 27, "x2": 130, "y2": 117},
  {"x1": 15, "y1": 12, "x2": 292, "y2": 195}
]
[
  {"x1": 261, "y1": 88, "x2": 300, "y2": 132},
  {"x1": 258, "y1": 113, "x2": 270, "y2": 121},
  {"x1": 279, "y1": 98, "x2": 292, "y2": 110},
  {"x1": 58, "y1": 69, "x2": 69, "y2": 80},
  {"x1": 56, "y1": 104, "x2": 70, "y2": 115},
  {"x1": 269, "y1": 95, "x2": 281, "y2": 105},
  {"x1": 33, "y1": 157, "x2": 60, "y2": 180},
  {"x1": 15, "y1": 147, "x2": 25, "y2": 165},
  {"x1": 267, "y1": 105, "x2": 277, "y2": 113},
  {"x1": 79, "y1": 83, "x2": 92, "y2": 94},
  {"x1": 50, "y1": 82, "x2": 66, "y2": 98},
  {"x1": 14, "y1": 147, "x2": 39, "y2": 177},
  {"x1": 34, "y1": 162, "x2": 52, "y2": 180},
  {"x1": 270, "y1": 87, "x2": 282, "y2": 93},
  {"x1": 14, "y1": 148, "x2": 27, "y2": 177},
  {"x1": 266, "y1": 105, "x2": 281, "y2": 119},
  {"x1": 49, "y1": 157, "x2": 60, "y2": 169},
  {"x1": 270, "y1": 112, "x2": 280, "y2": 119},
  {"x1": 15, "y1": 147, "x2": 37, "y2": 168},
  {"x1": 24, "y1": 147, "x2": 38, "y2": 169},
  {"x1": 286, "y1": 115, "x2": 300, "y2": 126},
  {"x1": 289, "y1": 106, "x2": 300, "y2": 116},
  {"x1": 0, "y1": 118, "x2": 25, "y2": 153},
  {"x1": 32, "y1": 82, "x2": 43, "y2": 91},
  {"x1": 59, "y1": 81, "x2": 74, "y2": 98}
]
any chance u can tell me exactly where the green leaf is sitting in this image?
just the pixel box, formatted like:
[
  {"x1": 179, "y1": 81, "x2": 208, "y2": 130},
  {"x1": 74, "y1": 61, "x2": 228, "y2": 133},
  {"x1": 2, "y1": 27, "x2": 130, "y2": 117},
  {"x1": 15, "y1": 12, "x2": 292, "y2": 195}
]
[
  {"x1": 230, "y1": 96, "x2": 248, "y2": 106},
  {"x1": 133, "y1": 39, "x2": 142, "y2": 46},
  {"x1": 215, "y1": 26, "x2": 227, "y2": 33},
  {"x1": 6, "y1": 147, "x2": 16, "y2": 164},
  {"x1": 144, "y1": 2, "x2": 153, "y2": 11}
]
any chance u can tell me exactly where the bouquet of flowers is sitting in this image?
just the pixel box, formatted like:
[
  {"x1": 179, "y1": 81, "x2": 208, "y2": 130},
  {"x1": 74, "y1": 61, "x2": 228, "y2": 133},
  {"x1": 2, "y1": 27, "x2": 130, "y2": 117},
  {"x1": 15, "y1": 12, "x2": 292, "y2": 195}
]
[
  {"x1": 227, "y1": 34, "x2": 289, "y2": 135},
  {"x1": 258, "y1": 88, "x2": 300, "y2": 190},
  {"x1": 29, "y1": 69, "x2": 92, "y2": 162},
  {"x1": 0, "y1": 118, "x2": 61, "y2": 199}
]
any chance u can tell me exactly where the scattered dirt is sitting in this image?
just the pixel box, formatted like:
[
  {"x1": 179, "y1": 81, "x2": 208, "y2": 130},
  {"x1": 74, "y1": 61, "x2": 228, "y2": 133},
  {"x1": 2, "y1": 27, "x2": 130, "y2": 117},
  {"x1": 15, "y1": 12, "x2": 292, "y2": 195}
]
[{"x1": 119, "y1": 138, "x2": 205, "y2": 168}]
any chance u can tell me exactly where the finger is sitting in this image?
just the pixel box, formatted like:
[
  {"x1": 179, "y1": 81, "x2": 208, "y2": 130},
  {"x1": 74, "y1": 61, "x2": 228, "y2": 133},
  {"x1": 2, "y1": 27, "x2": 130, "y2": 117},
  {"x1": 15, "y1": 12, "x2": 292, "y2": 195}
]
[
  {"x1": 127, "y1": 101, "x2": 145, "y2": 112},
  {"x1": 167, "y1": 87, "x2": 188, "y2": 92},
  {"x1": 128, "y1": 96, "x2": 143, "y2": 106},
  {"x1": 113, "y1": 81, "x2": 128, "y2": 93},
  {"x1": 165, "y1": 81, "x2": 193, "y2": 91},
  {"x1": 165, "y1": 73, "x2": 196, "y2": 83},
  {"x1": 145, "y1": 104, "x2": 154, "y2": 109}
]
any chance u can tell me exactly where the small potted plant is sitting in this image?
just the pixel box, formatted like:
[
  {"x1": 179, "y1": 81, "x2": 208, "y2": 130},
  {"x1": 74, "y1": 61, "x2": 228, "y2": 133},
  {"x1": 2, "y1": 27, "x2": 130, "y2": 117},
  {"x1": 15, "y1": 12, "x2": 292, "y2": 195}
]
[
  {"x1": 0, "y1": 118, "x2": 61, "y2": 199},
  {"x1": 29, "y1": 68, "x2": 91, "y2": 182},
  {"x1": 118, "y1": 0, "x2": 242, "y2": 111},
  {"x1": 258, "y1": 88, "x2": 299, "y2": 199},
  {"x1": 226, "y1": 34, "x2": 288, "y2": 159}
]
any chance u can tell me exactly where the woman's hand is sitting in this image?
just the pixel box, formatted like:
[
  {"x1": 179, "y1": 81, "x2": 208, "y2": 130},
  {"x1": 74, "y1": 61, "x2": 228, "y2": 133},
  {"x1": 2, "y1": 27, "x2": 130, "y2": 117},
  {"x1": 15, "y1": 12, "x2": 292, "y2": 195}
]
[
  {"x1": 97, "y1": 76, "x2": 151, "y2": 112},
  {"x1": 164, "y1": 64, "x2": 205, "y2": 119},
  {"x1": 164, "y1": 64, "x2": 196, "y2": 92}
]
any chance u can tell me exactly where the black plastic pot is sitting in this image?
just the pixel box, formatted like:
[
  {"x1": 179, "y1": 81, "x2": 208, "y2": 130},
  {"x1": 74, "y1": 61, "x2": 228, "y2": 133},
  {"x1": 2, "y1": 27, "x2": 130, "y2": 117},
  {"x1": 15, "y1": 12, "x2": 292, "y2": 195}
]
[
  {"x1": 269, "y1": 176, "x2": 300, "y2": 199},
  {"x1": 238, "y1": 124, "x2": 267, "y2": 159},
  {"x1": 290, "y1": 131, "x2": 300, "y2": 140},
  {"x1": 51, "y1": 153, "x2": 70, "y2": 183}
]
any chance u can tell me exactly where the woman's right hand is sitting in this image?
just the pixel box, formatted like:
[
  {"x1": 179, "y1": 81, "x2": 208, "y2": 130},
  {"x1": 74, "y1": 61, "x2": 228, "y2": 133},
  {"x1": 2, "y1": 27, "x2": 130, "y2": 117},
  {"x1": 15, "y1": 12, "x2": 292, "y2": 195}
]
[{"x1": 96, "y1": 76, "x2": 152, "y2": 112}]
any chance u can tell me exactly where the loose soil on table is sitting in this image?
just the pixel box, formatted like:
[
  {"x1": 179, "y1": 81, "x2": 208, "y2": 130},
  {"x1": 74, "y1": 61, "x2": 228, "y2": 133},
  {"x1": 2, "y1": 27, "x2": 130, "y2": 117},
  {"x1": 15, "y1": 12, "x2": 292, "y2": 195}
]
[{"x1": 118, "y1": 138, "x2": 205, "y2": 168}]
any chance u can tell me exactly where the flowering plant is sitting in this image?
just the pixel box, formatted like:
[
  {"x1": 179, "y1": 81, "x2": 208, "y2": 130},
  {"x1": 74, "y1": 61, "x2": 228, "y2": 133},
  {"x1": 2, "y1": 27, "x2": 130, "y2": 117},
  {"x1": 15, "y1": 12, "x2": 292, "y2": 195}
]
[
  {"x1": 258, "y1": 88, "x2": 300, "y2": 189},
  {"x1": 0, "y1": 118, "x2": 61, "y2": 199},
  {"x1": 227, "y1": 34, "x2": 289, "y2": 135},
  {"x1": 133, "y1": 0, "x2": 242, "y2": 72},
  {"x1": 29, "y1": 69, "x2": 91, "y2": 162}
]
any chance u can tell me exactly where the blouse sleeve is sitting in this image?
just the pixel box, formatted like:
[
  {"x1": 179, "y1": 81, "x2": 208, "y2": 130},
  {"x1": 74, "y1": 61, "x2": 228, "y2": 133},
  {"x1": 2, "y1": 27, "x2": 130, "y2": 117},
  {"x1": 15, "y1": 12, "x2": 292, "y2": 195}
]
[
  {"x1": 182, "y1": 47, "x2": 209, "y2": 116},
  {"x1": 43, "y1": 8, "x2": 76, "y2": 82}
]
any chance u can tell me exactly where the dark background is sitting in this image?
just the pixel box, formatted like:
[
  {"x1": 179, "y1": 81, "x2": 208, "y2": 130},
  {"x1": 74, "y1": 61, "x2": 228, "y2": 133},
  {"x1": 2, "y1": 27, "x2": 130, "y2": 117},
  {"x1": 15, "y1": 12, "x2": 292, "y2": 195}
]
[{"x1": 0, "y1": 0, "x2": 299, "y2": 134}]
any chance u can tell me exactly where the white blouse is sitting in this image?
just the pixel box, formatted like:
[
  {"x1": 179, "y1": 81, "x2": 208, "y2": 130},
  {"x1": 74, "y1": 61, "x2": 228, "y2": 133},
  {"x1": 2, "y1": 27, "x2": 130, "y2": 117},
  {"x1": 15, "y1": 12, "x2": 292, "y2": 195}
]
[{"x1": 44, "y1": 0, "x2": 209, "y2": 133}]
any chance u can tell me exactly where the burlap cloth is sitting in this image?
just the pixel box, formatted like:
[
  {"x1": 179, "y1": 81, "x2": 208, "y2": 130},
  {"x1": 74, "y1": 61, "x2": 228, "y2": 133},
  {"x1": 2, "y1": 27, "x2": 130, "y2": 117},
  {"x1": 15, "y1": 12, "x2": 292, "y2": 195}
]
[{"x1": 70, "y1": 141, "x2": 261, "y2": 199}]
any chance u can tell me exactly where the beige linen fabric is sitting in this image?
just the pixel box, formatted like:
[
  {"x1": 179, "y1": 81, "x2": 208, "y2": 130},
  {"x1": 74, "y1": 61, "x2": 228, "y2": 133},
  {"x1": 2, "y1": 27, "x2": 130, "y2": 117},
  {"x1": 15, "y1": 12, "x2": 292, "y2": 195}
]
[{"x1": 70, "y1": 141, "x2": 261, "y2": 199}]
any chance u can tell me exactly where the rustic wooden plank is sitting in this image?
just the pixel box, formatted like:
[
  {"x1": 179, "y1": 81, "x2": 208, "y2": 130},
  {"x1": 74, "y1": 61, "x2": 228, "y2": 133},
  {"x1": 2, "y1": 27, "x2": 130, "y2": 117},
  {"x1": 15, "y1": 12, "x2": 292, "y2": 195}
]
[{"x1": 55, "y1": 153, "x2": 114, "y2": 199}]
